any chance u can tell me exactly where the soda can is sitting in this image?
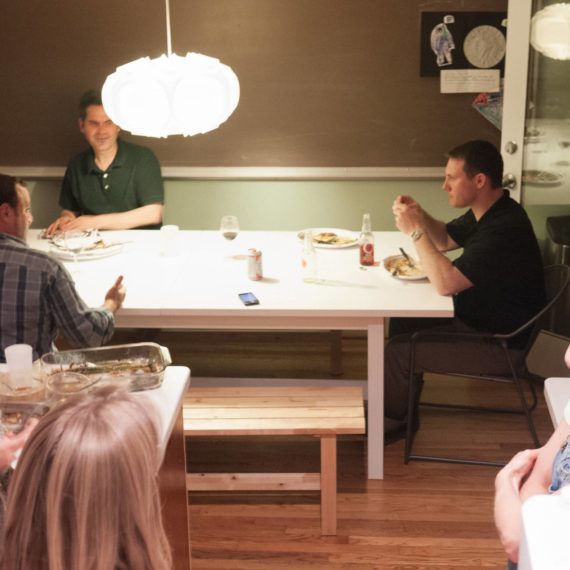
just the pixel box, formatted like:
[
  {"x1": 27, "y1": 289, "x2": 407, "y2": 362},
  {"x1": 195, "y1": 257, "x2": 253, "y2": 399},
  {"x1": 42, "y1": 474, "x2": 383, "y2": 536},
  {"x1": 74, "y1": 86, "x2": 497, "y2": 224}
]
[{"x1": 247, "y1": 248, "x2": 263, "y2": 281}]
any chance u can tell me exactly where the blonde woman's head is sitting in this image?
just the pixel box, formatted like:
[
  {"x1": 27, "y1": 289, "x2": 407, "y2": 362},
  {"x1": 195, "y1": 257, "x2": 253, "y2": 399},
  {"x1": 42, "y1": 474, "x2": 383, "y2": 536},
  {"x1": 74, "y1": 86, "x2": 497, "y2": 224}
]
[{"x1": 1, "y1": 385, "x2": 172, "y2": 570}]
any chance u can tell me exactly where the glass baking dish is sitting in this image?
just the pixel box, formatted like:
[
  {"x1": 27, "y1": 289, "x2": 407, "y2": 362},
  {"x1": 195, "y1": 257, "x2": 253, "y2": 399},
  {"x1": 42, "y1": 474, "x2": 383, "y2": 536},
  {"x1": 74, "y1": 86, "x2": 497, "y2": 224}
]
[{"x1": 40, "y1": 343, "x2": 171, "y2": 393}]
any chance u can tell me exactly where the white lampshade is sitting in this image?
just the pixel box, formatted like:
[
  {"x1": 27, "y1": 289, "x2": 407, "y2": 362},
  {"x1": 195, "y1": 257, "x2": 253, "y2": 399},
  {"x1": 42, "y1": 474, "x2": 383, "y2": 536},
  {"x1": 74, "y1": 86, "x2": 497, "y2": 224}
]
[
  {"x1": 102, "y1": 52, "x2": 240, "y2": 137},
  {"x1": 530, "y1": 3, "x2": 570, "y2": 60}
]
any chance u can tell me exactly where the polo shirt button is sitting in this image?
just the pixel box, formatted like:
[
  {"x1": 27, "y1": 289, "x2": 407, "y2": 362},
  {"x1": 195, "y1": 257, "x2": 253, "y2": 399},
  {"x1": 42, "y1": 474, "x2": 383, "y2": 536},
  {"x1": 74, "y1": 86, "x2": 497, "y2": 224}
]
[
  {"x1": 103, "y1": 173, "x2": 108, "y2": 178},
  {"x1": 104, "y1": 185, "x2": 109, "y2": 189}
]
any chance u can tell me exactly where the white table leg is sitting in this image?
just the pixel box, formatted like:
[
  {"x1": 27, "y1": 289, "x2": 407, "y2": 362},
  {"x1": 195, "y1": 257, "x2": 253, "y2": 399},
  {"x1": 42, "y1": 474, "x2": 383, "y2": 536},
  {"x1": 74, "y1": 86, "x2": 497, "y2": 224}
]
[{"x1": 367, "y1": 320, "x2": 384, "y2": 479}]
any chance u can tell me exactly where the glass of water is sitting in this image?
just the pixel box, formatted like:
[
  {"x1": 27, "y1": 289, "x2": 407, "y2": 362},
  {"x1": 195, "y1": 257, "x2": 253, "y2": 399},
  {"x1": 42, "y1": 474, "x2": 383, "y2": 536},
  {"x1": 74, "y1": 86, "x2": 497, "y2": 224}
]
[{"x1": 220, "y1": 215, "x2": 240, "y2": 242}]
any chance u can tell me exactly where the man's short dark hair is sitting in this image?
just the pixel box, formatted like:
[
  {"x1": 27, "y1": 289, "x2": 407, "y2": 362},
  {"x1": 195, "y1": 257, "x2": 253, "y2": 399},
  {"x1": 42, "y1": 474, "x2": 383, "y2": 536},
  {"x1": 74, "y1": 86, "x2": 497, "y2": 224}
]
[
  {"x1": 447, "y1": 140, "x2": 503, "y2": 189},
  {"x1": 0, "y1": 174, "x2": 21, "y2": 208},
  {"x1": 79, "y1": 89, "x2": 103, "y2": 120}
]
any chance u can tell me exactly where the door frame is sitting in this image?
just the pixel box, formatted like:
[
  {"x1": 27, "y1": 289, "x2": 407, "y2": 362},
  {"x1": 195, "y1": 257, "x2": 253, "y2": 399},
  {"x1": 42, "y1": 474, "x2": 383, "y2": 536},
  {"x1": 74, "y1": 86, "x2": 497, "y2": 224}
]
[{"x1": 501, "y1": 0, "x2": 533, "y2": 203}]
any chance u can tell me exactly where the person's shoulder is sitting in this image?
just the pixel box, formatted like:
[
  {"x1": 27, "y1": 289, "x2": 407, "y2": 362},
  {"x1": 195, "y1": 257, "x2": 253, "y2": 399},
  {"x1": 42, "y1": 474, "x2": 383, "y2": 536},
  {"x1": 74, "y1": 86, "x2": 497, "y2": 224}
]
[
  {"x1": 120, "y1": 139, "x2": 159, "y2": 160},
  {"x1": 0, "y1": 241, "x2": 63, "y2": 273},
  {"x1": 494, "y1": 195, "x2": 532, "y2": 224}
]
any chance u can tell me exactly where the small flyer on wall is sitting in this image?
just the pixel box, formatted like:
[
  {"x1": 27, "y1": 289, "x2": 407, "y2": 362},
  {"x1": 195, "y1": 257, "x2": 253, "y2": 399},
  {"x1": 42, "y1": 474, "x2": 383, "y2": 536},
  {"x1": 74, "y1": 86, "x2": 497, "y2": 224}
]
[{"x1": 472, "y1": 88, "x2": 503, "y2": 130}]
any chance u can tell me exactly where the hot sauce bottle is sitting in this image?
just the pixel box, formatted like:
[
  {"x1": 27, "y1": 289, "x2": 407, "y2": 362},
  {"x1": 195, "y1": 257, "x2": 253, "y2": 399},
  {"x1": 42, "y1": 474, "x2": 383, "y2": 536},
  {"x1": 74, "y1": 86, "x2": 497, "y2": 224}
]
[{"x1": 359, "y1": 212, "x2": 375, "y2": 266}]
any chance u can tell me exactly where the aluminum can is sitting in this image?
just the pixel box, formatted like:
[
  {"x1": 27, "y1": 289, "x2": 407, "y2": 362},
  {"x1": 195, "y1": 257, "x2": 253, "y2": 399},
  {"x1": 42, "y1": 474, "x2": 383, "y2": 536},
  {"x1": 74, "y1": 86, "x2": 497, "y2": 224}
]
[{"x1": 247, "y1": 248, "x2": 263, "y2": 281}]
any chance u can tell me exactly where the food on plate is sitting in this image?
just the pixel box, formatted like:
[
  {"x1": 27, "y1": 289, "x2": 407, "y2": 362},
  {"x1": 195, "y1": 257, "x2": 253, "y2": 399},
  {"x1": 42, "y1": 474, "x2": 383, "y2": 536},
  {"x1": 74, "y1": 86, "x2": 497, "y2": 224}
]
[
  {"x1": 297, "y1": 230, "x2": 356, "y2": 246},
  {"x1": 85, "y1": 238, "x2": 109, "y2": 250},
  {"x1": 46, "y1": 358, "x2": 161, "y2": 393},
  {"x1": 57, "y1": 358, "x2": 160, "y2": 376},
  {"x1": 314, "y1": 232, "x2": 356, "y2": 245},
  {"x1": 384, "y1": 256, "x2": 424, "y2": 277}
]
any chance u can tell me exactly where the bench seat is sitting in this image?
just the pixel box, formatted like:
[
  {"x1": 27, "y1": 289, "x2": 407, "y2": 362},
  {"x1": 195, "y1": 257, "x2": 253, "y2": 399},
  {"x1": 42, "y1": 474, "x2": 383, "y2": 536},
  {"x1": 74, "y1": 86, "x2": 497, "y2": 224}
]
[{"x1": 183, "y1": 386, "x2": 365, "y2": 535}]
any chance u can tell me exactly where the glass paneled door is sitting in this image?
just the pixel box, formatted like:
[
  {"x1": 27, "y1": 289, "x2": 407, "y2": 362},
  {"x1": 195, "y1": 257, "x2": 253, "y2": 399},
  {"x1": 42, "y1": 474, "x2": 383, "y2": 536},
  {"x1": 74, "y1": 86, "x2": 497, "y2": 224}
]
[{"x1": 502, "y1": 0, "x2": 570, "y2": 206}]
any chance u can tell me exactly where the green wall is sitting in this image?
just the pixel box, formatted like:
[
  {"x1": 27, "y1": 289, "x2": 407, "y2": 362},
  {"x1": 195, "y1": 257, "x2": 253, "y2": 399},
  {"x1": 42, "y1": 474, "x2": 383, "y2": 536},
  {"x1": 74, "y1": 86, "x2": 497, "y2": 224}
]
[{"x1": 27, "y1": 178, "x2": 569, "y2": 245}]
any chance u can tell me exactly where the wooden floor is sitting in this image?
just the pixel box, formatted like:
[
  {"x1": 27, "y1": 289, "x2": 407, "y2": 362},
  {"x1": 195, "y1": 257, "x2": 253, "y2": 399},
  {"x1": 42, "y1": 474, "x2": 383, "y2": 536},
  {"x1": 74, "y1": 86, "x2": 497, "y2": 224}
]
[{"x1": 114, "y1": 329, "x2": 554, "y2": 569}]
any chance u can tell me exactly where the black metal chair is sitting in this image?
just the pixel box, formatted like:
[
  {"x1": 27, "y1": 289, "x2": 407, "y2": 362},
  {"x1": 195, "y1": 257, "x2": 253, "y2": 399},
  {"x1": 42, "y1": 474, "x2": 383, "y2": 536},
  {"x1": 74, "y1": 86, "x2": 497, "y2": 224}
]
[{"x1": 404, "y1": 264, "x2": 570, "y2": 467}]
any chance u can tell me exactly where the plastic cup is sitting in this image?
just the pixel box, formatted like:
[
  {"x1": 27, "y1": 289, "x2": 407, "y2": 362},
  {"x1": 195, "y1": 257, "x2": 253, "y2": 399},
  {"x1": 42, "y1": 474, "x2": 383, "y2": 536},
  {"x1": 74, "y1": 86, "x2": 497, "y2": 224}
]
[
  {"x1": 160, "y1": 225, "x2": 179, "y2": 257},
  {"x1": 4, "y1": 344, "x2": 33, "y2": 388}
]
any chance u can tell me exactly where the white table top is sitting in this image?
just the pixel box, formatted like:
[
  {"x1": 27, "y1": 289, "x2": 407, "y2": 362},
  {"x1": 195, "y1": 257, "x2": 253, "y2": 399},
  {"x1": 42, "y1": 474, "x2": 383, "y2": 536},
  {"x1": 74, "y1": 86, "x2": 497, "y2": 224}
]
[{"x1": 29, "y1": 229, "x2": 453, "y2": 324}]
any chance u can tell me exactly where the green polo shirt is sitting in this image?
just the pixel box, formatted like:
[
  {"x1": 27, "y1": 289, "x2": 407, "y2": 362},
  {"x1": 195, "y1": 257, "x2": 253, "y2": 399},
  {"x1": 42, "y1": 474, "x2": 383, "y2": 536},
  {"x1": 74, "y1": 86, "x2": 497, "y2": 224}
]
[{"x1": 59, "y1": 139, "x2": 164, "y2": 229}]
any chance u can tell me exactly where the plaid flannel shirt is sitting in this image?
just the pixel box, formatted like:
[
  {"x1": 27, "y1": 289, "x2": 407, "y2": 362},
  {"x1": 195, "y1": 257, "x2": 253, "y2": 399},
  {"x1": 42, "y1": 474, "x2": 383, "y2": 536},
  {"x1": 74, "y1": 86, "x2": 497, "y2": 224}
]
[{"x1": 0, "y1": 232, "x2": 115, "y2": 361}]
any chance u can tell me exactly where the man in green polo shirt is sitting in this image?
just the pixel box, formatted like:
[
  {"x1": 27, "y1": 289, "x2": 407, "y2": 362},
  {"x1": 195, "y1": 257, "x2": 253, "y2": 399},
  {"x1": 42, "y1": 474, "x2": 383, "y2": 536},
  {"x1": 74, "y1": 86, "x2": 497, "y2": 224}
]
[{"x1": 46, "y1": 90, "x2": 164, "y2": 235}]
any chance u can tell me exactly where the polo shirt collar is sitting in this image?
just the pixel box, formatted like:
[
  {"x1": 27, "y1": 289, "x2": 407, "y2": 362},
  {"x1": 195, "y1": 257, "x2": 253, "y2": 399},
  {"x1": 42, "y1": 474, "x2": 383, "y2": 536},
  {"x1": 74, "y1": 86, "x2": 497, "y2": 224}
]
[{"x1": 85, "y1": 138, "x2": 126, "y2": 174}]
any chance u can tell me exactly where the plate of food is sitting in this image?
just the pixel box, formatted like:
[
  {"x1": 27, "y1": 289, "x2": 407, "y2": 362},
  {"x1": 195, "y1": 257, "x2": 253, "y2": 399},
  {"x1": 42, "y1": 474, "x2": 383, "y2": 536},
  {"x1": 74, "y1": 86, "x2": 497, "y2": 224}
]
[
  {"x1": 383, "y1": 254, "x2": 426, "y2": 281},
  {"x1": 49, "y1": 233, "x2": 124, "y2": 261},
  {"x1": 522, "y1": 170, "x2": 564, "y2": 187},
  {"x1": 297, "y1": 228, "x2": 358, "y2": 249}
]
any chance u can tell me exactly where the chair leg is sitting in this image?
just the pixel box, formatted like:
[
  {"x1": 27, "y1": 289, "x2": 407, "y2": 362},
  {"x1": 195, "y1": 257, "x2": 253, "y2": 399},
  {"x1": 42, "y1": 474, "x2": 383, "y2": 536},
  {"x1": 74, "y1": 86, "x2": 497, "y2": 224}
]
[
  {"x1": 506, "y1": 353, "x2": 540, "y2": 448},
  {"x1": 404, "y1": 348, "x2": 419, "y2": 464},
  {"x1": 405, "y1": 343, "x2": 540, "y2": 465}
]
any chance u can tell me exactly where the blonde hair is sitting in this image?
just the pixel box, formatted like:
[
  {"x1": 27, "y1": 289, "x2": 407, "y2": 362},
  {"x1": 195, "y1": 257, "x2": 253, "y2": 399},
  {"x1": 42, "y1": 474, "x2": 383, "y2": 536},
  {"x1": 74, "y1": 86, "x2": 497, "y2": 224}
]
[{"x1": 0, "y1": 385, "x2": 172, "y2": 570}]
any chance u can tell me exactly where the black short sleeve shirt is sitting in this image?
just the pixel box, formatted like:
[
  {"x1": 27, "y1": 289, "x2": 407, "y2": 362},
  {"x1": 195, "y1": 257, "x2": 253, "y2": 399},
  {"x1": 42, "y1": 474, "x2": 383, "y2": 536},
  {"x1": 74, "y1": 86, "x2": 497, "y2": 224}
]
[{"x1": 446, "y1": 191, "x2": 545, "y2": 347}]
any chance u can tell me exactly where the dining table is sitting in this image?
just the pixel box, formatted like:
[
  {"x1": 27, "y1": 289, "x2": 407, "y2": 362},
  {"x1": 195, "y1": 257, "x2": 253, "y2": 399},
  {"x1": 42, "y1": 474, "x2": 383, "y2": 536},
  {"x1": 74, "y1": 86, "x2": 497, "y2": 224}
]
[{"x1": 29, "y1": 228, "x2": 453, "y2": 480}]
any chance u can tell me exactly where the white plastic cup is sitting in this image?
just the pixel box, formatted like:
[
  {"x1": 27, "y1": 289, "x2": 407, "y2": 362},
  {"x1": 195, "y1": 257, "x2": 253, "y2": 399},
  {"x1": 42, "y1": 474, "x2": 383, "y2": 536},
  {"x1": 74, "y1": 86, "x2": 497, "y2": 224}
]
[
  {"x1": 160, "y1": 225, "x2": 179, "y2": 257},
  {"x1": 4, "y1": 344, "x2": 34, "y2": 388}
]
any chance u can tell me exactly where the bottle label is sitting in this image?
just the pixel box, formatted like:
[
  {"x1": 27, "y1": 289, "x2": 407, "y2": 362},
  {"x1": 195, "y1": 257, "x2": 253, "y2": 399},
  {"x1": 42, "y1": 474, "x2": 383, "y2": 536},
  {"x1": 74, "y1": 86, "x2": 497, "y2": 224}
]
[{"x1": 360, "y1": 243, "x2": 374, "y2": 266}]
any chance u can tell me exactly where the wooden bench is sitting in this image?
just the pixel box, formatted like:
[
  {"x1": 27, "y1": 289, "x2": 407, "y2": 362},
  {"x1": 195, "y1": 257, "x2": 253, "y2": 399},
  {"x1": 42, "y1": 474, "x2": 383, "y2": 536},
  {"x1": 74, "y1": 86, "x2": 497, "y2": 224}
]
[{"x1": 183, "y1": 386, "x2": 365, "y2": 535}]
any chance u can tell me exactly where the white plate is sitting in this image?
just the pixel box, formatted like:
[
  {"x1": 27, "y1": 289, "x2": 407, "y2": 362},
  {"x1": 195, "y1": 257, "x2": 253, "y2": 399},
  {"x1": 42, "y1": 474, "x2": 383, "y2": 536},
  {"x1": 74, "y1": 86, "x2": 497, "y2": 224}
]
[
  {"x1": 50, "y1": 242, "x2": 123, "y2": 261},
  {"x1": 522, "y1": 170, "x2": 564, "y2": 187},
  {"x1": 297, "y1": 228, "x2": 358, "y2": 249},
  {"x1": 383, "y1": 254, "x2": 427, "y2": 281}
]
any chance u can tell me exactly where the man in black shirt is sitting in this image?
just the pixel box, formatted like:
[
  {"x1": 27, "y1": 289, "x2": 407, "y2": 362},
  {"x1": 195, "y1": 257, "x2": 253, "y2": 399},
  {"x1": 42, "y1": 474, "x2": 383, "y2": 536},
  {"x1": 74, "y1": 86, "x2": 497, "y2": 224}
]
[{"x1": 385, "y1": 140, "x2": 545, "y2": 435}]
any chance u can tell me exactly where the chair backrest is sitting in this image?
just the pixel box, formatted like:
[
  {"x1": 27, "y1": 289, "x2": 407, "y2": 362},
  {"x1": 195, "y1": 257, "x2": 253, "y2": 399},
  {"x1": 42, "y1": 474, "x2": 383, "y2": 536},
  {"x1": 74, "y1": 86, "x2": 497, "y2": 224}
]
[{"x1": 519, "y1": 264, "x2": 570, "y2": 355}]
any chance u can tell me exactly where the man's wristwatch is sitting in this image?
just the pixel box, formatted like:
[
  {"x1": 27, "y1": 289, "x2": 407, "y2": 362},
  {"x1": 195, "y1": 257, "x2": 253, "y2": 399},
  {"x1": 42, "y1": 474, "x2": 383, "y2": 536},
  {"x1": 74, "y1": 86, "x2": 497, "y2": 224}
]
[{"x1": 410, "y1": 228, "x2": 425, "y2": 242}]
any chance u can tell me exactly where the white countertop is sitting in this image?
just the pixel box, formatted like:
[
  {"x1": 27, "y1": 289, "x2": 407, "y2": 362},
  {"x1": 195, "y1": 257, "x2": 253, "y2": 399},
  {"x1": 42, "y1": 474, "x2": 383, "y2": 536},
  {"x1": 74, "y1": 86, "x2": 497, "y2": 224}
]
[
  {"x1": 1, "y1": 365, "x2": 190, "y2": 464},
  {"x1": 134, "y1": 366, "x2": 190, "y2": 454}
]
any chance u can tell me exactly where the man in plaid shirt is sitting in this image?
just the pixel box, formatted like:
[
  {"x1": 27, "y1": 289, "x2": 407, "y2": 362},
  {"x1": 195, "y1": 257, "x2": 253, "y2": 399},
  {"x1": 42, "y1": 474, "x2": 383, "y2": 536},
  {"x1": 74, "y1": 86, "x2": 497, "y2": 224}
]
[{"x1": 0, "y1": 174, "x2": 125, "y2": 362}]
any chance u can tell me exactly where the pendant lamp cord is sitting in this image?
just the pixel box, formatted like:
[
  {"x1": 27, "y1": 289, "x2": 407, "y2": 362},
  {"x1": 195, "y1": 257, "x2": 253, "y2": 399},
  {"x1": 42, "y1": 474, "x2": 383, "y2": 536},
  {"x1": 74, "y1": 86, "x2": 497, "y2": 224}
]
[{"x1": 165, "y1": 0, "x2": 172, "y2": 56}]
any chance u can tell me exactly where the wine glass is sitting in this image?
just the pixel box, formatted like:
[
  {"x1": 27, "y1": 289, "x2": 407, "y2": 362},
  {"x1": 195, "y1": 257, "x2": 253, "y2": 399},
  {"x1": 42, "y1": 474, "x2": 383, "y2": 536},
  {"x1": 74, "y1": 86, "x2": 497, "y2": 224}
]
[
  {"x1": 63, "y1": 230, "x2": 87, "y2": 272},
  {"x1": 220, "y1": 215, "x2": 240, "y2": 241}
]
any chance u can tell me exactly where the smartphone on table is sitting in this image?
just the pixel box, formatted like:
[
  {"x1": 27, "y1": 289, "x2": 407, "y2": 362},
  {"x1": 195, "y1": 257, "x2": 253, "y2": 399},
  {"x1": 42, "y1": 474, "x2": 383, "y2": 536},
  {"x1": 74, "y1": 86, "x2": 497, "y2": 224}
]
[{"x1": 238, "y1": 292, "x2": 260, "y2": 306}]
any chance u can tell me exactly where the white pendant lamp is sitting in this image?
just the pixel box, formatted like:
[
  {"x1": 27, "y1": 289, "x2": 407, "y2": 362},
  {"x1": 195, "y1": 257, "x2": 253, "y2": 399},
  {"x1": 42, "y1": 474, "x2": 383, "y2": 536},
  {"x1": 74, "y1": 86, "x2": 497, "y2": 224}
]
[
  {"x1": 102, "y1": 0, "x2": 240, "y2": 137},
  {"x1": 530, "y1": 3, "x2": 570, "y2": 60}
]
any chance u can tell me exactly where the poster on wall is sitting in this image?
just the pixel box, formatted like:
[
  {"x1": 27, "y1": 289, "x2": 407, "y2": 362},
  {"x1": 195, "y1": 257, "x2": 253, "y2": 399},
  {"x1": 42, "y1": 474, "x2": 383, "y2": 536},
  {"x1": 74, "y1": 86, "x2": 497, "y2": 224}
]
[{"x1": 420, "y1": 11, "x2": 507, "y2": 78}]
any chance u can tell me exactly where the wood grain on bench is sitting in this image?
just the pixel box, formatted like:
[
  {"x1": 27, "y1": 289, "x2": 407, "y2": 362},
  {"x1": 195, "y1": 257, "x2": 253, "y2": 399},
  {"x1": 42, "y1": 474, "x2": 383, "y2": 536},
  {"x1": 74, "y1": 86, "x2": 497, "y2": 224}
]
[{"x1": 184, "y1": 386, "x2": 365, "y2": 535}]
